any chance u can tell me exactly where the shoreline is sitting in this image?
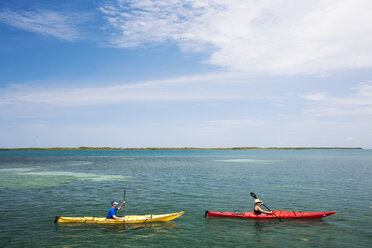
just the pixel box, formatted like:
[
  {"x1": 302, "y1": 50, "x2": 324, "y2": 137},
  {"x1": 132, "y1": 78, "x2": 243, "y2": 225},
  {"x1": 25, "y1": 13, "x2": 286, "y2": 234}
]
[{"x1": 0, "y1": 147, "x2": 363, "y2": 151}]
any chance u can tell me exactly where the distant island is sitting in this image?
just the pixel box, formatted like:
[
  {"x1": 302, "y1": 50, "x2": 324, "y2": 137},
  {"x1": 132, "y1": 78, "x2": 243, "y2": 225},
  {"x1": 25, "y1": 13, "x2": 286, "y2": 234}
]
[{"x1": 0, "y1": 147, "x2": 363, "y2": 151}]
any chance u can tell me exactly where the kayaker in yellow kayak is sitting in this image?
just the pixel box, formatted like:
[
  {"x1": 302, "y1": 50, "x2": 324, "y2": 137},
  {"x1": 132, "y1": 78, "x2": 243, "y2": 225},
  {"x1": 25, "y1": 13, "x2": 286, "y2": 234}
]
[
  {"x1": 253, "y1": 199, "x2": 273, "y2": 215},
  {"x1": 107, "y1": 201, "x2": 126, "y2": 220}
]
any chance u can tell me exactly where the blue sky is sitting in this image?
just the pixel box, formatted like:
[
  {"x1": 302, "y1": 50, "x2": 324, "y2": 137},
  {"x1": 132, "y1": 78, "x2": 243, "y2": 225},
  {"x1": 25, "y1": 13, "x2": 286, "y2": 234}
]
[{"x1": 1, "y1": 0, "x2": 372, "y2": 148}]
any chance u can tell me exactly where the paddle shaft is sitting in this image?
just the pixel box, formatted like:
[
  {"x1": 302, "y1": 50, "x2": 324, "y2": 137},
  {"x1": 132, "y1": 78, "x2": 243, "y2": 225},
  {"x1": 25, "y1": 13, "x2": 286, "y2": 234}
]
[
  {"x1": 250, "y1": 192, "x2": 283, "y2": 222},
  {"x1": 123, "y1": 188, "x2": 126, "y2": 216}
]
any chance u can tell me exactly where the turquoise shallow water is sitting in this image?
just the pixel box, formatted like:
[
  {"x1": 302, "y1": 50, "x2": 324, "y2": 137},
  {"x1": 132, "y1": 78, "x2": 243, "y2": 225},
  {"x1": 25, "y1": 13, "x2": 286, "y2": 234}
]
[{"x1": 0, "y1": 149, "x2": 371, "y2": 247}]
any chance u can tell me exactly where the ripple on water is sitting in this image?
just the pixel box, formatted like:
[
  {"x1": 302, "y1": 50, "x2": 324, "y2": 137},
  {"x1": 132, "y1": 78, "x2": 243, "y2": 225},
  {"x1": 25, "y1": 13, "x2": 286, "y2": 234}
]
[{"x1": 215, "y1": 159, "x2": 282, "y2": 164}]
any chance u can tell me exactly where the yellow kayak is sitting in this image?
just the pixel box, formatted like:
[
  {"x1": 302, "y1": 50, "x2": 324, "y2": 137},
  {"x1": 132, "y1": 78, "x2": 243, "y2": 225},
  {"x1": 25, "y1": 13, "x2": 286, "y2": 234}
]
[{"x1": 55, "y1": 211, "x2": 184, "y2": 224}]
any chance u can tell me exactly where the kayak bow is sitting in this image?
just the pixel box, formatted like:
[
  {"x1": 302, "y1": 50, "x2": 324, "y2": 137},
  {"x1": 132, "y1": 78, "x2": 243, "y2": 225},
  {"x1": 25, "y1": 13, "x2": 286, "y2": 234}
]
[
  {"x1": 55, "y1": 211, "x2": 184, "y2": 224},
  {"x1": 205, "y1": 210, "x2": 335, "y2": 219}
]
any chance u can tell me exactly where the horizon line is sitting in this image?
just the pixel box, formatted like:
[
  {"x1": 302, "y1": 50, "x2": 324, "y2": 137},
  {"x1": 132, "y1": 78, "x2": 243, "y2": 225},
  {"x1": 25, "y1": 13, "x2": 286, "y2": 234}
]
[{"x1": 0, "y1": 146, "x2": 364, "y2": 151}]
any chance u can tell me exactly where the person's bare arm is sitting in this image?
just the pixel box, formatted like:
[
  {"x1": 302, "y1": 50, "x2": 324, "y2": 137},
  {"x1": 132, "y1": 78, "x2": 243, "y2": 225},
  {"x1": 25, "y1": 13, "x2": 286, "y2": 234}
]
[
  {"x1": 258, "y1": 206, "x2": 273, "y2": 214},
  {"x1": 118, "y1": 201, "x2": 126, "y2": 210}
]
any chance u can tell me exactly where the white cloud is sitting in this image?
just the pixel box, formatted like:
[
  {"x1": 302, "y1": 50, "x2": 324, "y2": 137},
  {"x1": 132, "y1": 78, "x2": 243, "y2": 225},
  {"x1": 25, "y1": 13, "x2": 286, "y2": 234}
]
[
  {"x1": 0, "y1": 9, "x2": 82, "y2": 41},
  {"x1": 301, "y1": 83, "x2": 372, "y2": 116},
  {"x1": 0, "y1": 73, "x2": 257, "y2": 106},
  {"x1": 100, "y1": 0, "x2": 372, "y2": 75}
]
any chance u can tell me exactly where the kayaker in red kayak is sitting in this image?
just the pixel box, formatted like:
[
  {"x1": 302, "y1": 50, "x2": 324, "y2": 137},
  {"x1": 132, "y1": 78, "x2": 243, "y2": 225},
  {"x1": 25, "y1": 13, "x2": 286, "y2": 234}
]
[
  {"x1": 107, "y1": 201, "x2": 126, "y2": 220},
  {"x1": 254, "y1": 199, "x2": 273, "y2": 215}
]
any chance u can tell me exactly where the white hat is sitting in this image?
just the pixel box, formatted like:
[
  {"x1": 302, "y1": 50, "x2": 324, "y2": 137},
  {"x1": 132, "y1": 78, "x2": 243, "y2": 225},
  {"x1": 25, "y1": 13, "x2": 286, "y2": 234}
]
[{"x1": 254, "y1": 199, "x2": 262, "y2": 204}]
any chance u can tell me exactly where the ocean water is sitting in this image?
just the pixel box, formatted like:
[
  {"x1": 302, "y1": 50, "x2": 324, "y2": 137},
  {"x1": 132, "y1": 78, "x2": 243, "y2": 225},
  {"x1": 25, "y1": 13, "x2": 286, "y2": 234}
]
[{"x1": 0, "y1": 149, "x2": 371, "y2": 247}]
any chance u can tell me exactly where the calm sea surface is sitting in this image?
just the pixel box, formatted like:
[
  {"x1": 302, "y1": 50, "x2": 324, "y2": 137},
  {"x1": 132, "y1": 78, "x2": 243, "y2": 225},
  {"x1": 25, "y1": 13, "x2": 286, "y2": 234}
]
[{"x1": 0, "y1": 149, "x2": 371, "y2": 247}]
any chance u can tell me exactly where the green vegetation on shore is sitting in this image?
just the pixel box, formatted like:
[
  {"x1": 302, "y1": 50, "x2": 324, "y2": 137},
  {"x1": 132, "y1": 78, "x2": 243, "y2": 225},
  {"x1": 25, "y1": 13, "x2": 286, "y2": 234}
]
[{"x1": 0, "y1": 146, "x2": 363, "y2": 151}]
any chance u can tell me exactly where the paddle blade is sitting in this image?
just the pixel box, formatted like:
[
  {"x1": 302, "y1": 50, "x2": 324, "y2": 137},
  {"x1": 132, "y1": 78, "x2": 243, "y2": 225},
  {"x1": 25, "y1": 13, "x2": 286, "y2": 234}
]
[{"x1": 250, "y1": 192, "x2": 257, "y2": 199}]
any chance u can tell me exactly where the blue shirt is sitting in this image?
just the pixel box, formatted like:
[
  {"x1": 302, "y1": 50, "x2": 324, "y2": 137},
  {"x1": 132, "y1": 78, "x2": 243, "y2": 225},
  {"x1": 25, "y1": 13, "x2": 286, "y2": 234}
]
[{"x1": 107, "y1": 207, "x2": 118, "y2": 219}]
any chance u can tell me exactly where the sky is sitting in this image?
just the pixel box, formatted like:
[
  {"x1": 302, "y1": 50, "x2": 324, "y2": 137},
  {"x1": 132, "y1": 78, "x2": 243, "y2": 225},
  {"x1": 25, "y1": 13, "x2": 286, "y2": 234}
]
[{"x1": 0, "y1": 0, "x2": 372, "y2": 148}]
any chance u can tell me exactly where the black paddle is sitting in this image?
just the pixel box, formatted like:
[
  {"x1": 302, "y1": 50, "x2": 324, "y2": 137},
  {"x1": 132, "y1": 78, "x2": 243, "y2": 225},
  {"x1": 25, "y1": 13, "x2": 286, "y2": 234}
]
[
  {"x1": 123, "y1": 188, "x2": 126, "y2": 216},
  {"x1": 250, "y1": 192, "x2": 283, "y2": 222}
]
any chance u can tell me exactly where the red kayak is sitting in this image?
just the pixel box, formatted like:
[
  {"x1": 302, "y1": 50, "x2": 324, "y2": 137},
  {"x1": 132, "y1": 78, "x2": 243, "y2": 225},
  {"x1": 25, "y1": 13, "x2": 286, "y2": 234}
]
[{"x1": 206, "y1": 210, "x2": 335, "y2": 219}]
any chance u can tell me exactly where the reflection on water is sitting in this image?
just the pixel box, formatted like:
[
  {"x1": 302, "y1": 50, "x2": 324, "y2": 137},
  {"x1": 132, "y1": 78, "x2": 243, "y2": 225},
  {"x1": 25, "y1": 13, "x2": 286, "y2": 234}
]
[
  {"x1": 252, "y1": 219, "x2": 331, "y2": 230},
  {"x1": 205, "y1": 217, "x2": 334, "y2": 246},
  {"x1": 205, "y1": 217, "x2": 330, "y2": 229},
  {"x1": 54, "y1": 221, "x2": 181, "y2": 241},
  {"x1": 56, "y1": 221, "x2": 179, "y2": 230}
]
